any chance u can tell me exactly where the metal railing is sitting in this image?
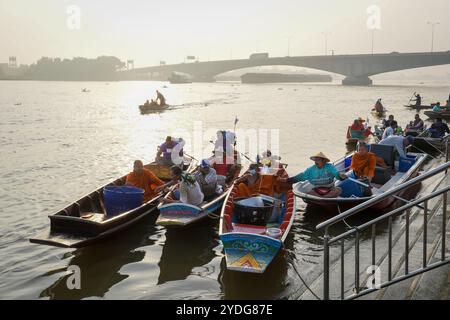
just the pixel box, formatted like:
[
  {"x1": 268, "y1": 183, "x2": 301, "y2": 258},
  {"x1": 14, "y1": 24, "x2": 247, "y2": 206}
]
[{"x1": 316, "y1": 158, "x2": 450, "y2": 300}]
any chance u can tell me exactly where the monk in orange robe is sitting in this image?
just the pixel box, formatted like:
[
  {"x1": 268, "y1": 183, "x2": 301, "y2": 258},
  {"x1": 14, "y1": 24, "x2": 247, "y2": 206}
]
[
  {"x1": 126, "y1": 160, "x2": 164, "y2": 202},
  {"x1": 235, "y1": 164, "x2": 279, "y2": 197},
  {"x1": 350, "y1": 142, "x2": 376, "y2": 181}
]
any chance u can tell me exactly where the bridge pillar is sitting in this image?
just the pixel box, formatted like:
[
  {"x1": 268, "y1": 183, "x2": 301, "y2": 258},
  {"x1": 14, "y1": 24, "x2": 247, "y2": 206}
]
[{"x1": 342, "y1": 75, "x2": 373, "y2": 86}]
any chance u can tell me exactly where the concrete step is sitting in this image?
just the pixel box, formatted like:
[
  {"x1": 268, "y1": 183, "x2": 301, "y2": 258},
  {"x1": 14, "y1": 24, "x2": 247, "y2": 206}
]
[
  {"x1": 362, "y1": 177, "x2": 450, "y2": 300},
  {"x1": 299, "y1": 173, "x2": 447, "y2": 300}
]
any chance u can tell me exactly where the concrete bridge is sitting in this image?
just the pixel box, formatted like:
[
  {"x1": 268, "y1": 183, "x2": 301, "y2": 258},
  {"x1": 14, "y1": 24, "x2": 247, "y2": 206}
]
[{"x1": 120, "y1": 51, "x2": 450, "y2": 85}]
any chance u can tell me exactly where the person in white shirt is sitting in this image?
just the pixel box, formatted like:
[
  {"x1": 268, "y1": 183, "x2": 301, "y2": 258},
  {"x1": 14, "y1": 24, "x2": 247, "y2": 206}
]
[
  {"x1": 158, "y1": 166, "x2": 204, "y2": 206},
  {"x1": 382, "y1": 121, "x2": 397, "y2": 140}
]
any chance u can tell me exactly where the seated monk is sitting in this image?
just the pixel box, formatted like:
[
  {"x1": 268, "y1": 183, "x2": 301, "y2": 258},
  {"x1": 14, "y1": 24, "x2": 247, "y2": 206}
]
[
  {"x1": 235, "y1": 164, "x2": 278, "y2": 198},
  {"x1": 126, "y1": 160, "x2": 164, "y2": 202},
  {"x1": 350, "y1": 142, "x2": 376, "y2": 182}
]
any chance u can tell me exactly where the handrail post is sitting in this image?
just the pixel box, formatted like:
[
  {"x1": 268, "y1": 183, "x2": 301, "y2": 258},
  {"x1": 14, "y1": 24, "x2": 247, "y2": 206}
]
[
  {"x1": 446, "y1": 139, "x2": 449, "y2": 174},
  {"x1": 442, "y1": 191, "x2": 447, "y2": 261},
  {"x1": 355, "y1": 231, "x2": 360, "y2": 294},
  {"x1": 323, "y1": 227, "x2": 330, "y2": 300},
  {"x1": 423, "y1": 200, "x2": 428, "y2": 268}
]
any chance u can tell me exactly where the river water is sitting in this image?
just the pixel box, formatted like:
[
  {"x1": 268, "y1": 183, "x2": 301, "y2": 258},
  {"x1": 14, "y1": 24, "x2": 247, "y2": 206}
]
[{"x1": 0, "y1": 79, "x2": 449, "y2": 299}]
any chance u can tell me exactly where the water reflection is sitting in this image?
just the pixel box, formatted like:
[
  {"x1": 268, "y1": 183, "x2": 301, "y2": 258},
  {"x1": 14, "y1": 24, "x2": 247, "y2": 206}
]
[
  {"x1": 39, "y1": 215, "x2": 159, "y2": 299},
  {"x1": 157, "y1": 219, "x2": 219, "y2": 285}
]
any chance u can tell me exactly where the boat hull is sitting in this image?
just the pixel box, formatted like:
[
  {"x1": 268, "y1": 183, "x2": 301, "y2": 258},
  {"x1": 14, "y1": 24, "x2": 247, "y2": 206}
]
[
  {"x1": 220, "y1": 233, "x2": 282, "y2": 274},
  {"x1": 424, "y1": 111, "x2": 450, "y2": 120},
  {"x1": 30, "y1": 206, "x2": 158, "y2": 248},
  {"x1": 294, "y1": 153, "x2": 427, "y2": 215},
  {"x1": 139, "y1": 104, "x2": 168, "y2": 113},
  {"x1": 404, "y1": 104, "x2": 433, "y2": 110},
  {"x1": 29, "y1": 159, "x2": 196, "y2": 248},
  {"x1": 219, "y1": 178, "x2": 296, "y2": 274},
  {"x1": 156, "y1": 200, "x2": 224, "y2": 228}
]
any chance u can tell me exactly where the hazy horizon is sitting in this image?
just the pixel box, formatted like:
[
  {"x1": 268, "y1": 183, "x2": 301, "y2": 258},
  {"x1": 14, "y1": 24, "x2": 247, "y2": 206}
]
[{"x1": 1, "y1": 0, "x2": 450, "y2": 77}]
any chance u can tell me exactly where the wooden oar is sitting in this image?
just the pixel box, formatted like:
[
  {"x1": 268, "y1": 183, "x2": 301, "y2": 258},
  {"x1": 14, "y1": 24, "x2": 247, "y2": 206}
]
[{"x1": 183, "y1": 152, "x2": 199, "y2": 162}]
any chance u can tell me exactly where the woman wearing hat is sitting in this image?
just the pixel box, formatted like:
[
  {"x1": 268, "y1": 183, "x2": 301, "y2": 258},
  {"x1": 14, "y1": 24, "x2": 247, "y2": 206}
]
[{"x1": 277, "y1": 152, "x2": 347, "y2": 198}]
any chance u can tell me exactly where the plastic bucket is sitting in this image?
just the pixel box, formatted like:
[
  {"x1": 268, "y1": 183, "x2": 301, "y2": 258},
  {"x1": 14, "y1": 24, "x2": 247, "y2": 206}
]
[
  {"x1": 266, "y1": 228, "x2": 282, "y2": 239},
  {"x1": 338, "y1": 172, "x2": 363, "y2": 198},
  {"x1": 103, "y1": 186, "x2": 144, "y2": 216},
  {"x1": 398, "y1": 155, "x2": 417, "y2": 173},
  {"x1": 344, "y1": 155, "x2": 353, "y2": 169}
]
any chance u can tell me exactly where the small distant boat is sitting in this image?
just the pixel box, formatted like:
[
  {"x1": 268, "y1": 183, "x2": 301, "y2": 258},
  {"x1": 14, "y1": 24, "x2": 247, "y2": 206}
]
[
  {"x1": 219, "y1": 166, "x2": 296, "y2": 274},
  {"x1": 139, "y1": 102, "x2": 169, "y2": 114},
  {"x1": 29, "y1": 158, "x2": 195, "y2": 248},
  {"x1": 81, "y1": 88, "x2": 90, "y2": 93},
  {"x1": 156, "y1": 160, "x2": 246, "y2": 228},
  {"x1": 424, "y1": 110, "x2": 450, "y2": 120},
  {"x1": 371, "y1": 109, "x2": 386, "y2": 118},
  {"x1": 404, "y1": 104, "x2": 433, "y2": 110},
  {"x1": 14, "y1": 102, "x2": 22, "y2": 106},
  {"x1": 346, "y1": 126, "x2": 370, "y2": 146}
]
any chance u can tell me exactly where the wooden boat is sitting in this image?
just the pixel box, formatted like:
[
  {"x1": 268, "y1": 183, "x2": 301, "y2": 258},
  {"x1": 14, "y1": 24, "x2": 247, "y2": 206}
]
[
  {"x1": 219, "y1": 166, "x2": 296, "y2": 274},
  {"x1": 29, "y1": 158, "x2": 195, "y2": 248},
  {"x1": 424, "y1": 110, "x2": 450, "y2": 120},
  {"x1": 346, "y1": 127, "x2": 369, "y2": 146},
  {"x1": 156, "y1": 161, "x2": 245, "y2": 228},
  {"x1": 371, "y1": 109, "x2": 386, "y2": 118},
  {"x1": 139, "y1": 103, "x2": 168, "y2": 114},
  {"x1": 412, "y1": 136, "x2": 447, "y2": 153},
  {"x1": 404, "y1": 104, "x2": 433, "y2": 110},
  {"x1": 293, "y1": 145, "x2": 427, "y2": 214}
]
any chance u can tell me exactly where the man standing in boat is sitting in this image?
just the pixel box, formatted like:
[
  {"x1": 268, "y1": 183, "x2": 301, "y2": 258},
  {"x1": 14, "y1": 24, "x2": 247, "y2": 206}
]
[
  {"x1": 155, "y1": 90, "x2": 166, "y2": 106},
  {"x1": 126, "y1": 160, "x2": 165, "y2": 202},
  {"x1": 277, "y1": 152, "x2": 347, "y2": 198},
  {"x1": 413, "y1": 93, "x2": 422, "y2": 106}
]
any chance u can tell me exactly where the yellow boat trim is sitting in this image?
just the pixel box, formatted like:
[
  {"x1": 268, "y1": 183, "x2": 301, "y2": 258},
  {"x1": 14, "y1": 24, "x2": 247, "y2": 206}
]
[{"x1": 230, "y1": 252, "x2": 261, "y2": 269}]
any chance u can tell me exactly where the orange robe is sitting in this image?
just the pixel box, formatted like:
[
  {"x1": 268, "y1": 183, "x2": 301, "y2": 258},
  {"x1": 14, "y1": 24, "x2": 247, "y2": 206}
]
[
  {"x1": 237, "y1": 175, "x2": 278, "y2": 198},
  {"x1": 350, "y1": 152, "x2": 377, "y2": 178},
  {"x1": 126, "y1": 169, "x2": 164, "y2": 202}
]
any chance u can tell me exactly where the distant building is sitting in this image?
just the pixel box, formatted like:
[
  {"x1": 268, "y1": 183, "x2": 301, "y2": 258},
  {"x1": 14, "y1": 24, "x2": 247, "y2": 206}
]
[
  {"x1": 0, "y1": 57, "x2": 28, "y2": 79},
  {"x1": 9, "y1": 56, "x2": 17, "y2": 68}
]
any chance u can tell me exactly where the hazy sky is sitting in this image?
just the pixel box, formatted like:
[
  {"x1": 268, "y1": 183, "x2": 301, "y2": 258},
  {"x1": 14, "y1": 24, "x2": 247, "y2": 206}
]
[{"x1": 1, "y1": 0, "x2": 449, "y2": 67}]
